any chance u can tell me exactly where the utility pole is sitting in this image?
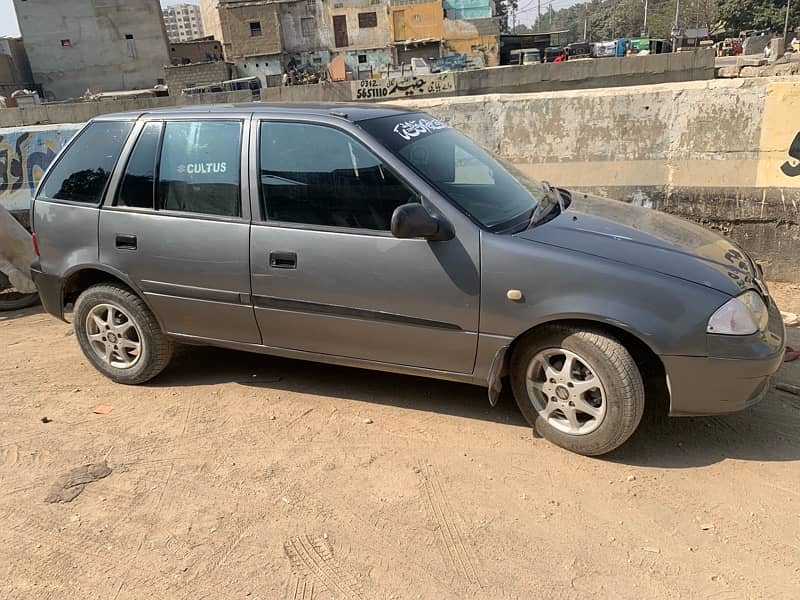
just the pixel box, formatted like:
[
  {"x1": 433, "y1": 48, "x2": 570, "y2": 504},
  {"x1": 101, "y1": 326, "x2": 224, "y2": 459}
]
[
  {"x1": 785, "y1": 0, "x2": 792, "y2": 41},
  {"x1": 584, "y1": 1, "x2": 589, "y2": 41},
  {"x1": 538, "y1": 0, "x2": 542, "y2": 32},
  {"x1": 549, "y1": 4, "x2": 553, "y2": 28},
  {"x1": 643, "y1": 0, "x2": 649, "y2": 36},
  {"x1": 673, "y1": 0, "x2": 681, "y2": 51}
]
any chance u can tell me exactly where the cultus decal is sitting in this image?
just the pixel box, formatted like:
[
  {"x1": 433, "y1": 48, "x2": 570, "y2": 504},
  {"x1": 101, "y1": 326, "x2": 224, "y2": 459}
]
[{"x1": 176, "y1": 163, "x2": 228, "y2": 175}]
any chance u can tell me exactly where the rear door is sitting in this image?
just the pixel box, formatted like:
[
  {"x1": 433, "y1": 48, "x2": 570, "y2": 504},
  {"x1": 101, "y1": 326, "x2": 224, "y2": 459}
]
[
  {"x1": 248, "y1": 118, "x2": 480, "y2": 373},
  {"x1": 99, "y1": 116, "x2": 259, "y2": 344}
]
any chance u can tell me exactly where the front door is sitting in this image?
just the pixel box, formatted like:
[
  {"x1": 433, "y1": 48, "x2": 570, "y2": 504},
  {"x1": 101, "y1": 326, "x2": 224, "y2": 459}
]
[
  {"x1": 249, "y1": 120, "x2": 479, "y2": 373},
  {"x1": 333, "y1": 15, "x2": 349, "y2": 48},
  {"x1": 100, "y1": 118, "x2": 259, "y2": 344}
]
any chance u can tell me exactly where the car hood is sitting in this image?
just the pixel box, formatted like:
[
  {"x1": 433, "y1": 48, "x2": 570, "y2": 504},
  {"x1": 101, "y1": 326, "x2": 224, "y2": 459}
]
[{"x1": 516, "y1": 193, "x2": 758, "y2": 296}]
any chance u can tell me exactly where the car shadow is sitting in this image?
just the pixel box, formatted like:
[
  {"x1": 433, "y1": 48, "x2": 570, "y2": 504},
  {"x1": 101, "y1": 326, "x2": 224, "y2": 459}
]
[
  {"x1": 0, "y1": 304, "x2": 44, "y2": 322},
  {"x1": 149, "y1": 345, "x2": 528, "y2": 428},
  {"x1": 149, "y1": 346, "x2": 800, "y2": 467}
]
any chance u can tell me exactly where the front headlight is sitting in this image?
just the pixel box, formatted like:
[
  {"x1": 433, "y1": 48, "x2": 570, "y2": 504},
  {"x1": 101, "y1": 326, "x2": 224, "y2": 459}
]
[{"x1": 707, "y1": 291, "x2": 769, "y2": 335}]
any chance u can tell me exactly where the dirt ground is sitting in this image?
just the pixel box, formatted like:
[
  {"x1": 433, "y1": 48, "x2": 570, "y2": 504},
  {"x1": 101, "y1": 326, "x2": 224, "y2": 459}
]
[{"x1": 1, "y1": 284, "x2": 799, "y2": 600}]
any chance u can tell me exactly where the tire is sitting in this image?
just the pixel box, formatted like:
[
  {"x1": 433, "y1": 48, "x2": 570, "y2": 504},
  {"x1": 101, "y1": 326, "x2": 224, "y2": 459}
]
[
  {"x1": 73, "y1": 283, "x2": 173, "y2": 385},
  {"x1": 0, "y1": 272, "x2": 40, "y2": 311},
  {"x1": 510, "y1": 325, "x2": 645, "y2": 456}
]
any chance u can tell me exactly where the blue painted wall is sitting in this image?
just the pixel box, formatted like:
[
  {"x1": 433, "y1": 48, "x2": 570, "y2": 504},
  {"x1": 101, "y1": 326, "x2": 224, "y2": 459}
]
[
  {"x1": 443, "y1": 0, "x2": 493, "y2": 20},
  {"x1": 0, "y1": 124, "x2": 83, "y2": 212}
]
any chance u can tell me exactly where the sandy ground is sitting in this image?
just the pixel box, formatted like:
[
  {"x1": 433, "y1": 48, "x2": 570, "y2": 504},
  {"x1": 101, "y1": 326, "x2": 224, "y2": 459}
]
[{"x1": 1, "y1": 284, "x2": 799, "y2": 600}]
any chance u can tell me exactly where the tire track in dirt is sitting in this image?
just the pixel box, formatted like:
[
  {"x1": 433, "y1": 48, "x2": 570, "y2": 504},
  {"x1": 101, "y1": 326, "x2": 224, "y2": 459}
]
[
  {"x1": 285, "y1": 575, "x2": 316, "y2": 600},
  {"x1": 418, "y1": 461, "x2": 482, "y2": 589},
  {"x1": 284, "y1": 535, "x2": 364, "y2": 600}
]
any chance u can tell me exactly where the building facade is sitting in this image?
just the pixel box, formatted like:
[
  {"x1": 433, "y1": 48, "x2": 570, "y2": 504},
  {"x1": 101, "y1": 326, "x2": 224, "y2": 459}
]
[
  {"x1": 12, "y1": 0, "x2": 171, "y2": 100},
  {"x1": 169, "y1": 38, "x2": 224, "y2": 65},
  {"x1": 202, "y1": 0, "x2": 497, "y2": 84},
  {"x1": 199, "y1": 0, "x2": 225, "y2": 44},
  {"x1": 163, "y1": 3, "x2": 206, "y2": 42},
  {"x1": 0, "y1": 37, "x2": 35, "y2": 98}
]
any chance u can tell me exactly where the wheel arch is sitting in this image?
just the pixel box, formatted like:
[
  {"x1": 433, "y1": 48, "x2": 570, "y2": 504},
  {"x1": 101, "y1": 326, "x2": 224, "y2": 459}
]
[
  {"x1": 499, "y1": 317, "x2": 670, "y2": 418},
  {"x1": 61, "y1": 265, "x2": 164, "y2": 330}
]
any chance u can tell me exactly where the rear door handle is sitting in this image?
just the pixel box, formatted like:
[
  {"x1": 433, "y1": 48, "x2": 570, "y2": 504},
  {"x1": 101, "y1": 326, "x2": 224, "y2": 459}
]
[
  {"x1": 269, "y1": 251, "x2": 297, "y2": 269},
  {"x1": 115, "y1": 234, "x2": 137, "y2": 250}
]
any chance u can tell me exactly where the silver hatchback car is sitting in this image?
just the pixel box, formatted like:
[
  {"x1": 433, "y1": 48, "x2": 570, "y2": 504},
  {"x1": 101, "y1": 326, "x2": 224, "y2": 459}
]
[{"x1": 30, "y1": 104, "x2": 785, "y2": 455}]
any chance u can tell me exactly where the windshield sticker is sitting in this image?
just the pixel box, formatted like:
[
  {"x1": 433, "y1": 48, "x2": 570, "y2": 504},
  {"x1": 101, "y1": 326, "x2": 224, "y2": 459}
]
[{"x1": 393, "y1": 118, "x2": 449, "y2": 141}]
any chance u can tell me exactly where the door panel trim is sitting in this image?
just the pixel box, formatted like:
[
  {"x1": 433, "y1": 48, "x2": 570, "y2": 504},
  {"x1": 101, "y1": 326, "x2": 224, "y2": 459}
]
[
  {"x1": 252, "y1": 294, "x2": 464, "y2": 331},
  {"x1": 141, "y1": 280, "x2": 245, "y2": 304}
]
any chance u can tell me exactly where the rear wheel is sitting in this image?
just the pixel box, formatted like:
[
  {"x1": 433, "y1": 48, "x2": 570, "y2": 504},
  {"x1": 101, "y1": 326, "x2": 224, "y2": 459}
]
[
  {"x1": 74, "y1": 283, "x2": 173, "y2": 384},
  {"x1": 510, "y1": 326, "x2": 645, "y2": 456}
]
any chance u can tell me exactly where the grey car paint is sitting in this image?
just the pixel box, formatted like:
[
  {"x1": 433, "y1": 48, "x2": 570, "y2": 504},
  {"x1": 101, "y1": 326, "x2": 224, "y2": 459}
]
[
  {"x1": 246, "y1": 116, "x2": 481, "y2": 373},
  {"x1": 30, "y1": 104, "x2": 785, "y2": 420}
]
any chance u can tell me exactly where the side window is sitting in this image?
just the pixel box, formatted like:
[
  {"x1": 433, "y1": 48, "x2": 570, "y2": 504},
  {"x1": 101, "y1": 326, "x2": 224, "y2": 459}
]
[
  {"x1": 158, "y1": 121, "x2": 242, "y2": 217},
  {"x1": 40, "y1": 121, "x2": 133, "y2": 204},
  {"x1": 259, "y1": 122, "x2": 414, "y2": 231},
  {"x1": 116, "y1": 122, "x2": 162, "y2": 209}
]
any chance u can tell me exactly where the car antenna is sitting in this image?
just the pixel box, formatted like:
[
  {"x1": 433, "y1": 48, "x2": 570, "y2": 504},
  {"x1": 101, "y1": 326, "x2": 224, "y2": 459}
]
[{"x1": 330, "y1": 110, "x2": 349, "y2": 119}]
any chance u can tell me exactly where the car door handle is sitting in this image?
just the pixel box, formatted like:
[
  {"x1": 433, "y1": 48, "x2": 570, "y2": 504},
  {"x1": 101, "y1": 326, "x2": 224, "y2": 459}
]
[
  {"x1": 269, "y1": 251, "x2": 297, "y2": 269},
  {"x1": 115, "y1": 234, "x2": 138, "y2": 250}
]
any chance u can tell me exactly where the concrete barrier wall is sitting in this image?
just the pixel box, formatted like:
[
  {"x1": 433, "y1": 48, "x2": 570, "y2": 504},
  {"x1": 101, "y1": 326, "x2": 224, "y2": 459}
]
[
  {"x1": 400, "y1": 77, "x2": 800, "y2": 280},
  {"x1": 0, "y1": 90, "x2": 255, "y2": 128},
  {"x1": 260, "y1": 50, "x2": 715, "y2": 103}
]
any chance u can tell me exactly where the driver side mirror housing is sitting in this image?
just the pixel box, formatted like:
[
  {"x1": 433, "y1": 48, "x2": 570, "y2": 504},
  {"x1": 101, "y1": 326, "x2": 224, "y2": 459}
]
[{"x1": 391, "y1": 203, "x2": 454, "y2": 242}]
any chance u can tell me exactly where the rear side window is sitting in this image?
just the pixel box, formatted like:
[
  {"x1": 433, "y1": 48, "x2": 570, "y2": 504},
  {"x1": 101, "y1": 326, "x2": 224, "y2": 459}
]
[
  {"x1": 158, "y1": 121, "x2": 242, "y2": 217},
  {"x1": 40, "y1": 121, "x2": 133, "y2": 204},
  {"x1": 116, "y1": 122, "x2": 162, "y2": 209}
]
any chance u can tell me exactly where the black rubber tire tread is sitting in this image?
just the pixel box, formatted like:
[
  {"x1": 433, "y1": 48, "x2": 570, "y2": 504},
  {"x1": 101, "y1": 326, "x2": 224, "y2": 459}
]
[
  {"x1": 73, "y1": 283, "x2": 173, "y2": 385},
  {"x1": 510, "y1": 325, "x2": 645, "y2": 456},
  {"x1": 0, "y1": 292, "x2": 40, "y2": 312}
]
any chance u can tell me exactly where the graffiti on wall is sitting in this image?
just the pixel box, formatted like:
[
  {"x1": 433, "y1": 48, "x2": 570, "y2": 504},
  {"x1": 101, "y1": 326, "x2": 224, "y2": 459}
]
[
  {"x1": 781, "y1": 131, "x2": 800, "y2": 178},
  {"x1": 0, "y1": 126, "x2": 82, "y2": 212},
  {"x1": 352, "y1": 73, "x2": 456, "y2": 101}
]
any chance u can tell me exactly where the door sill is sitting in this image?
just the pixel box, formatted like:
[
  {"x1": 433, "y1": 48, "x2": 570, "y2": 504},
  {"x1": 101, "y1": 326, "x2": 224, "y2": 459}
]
[{"x1": 167, "y1": 332, "x2": 481, "y2": 386}]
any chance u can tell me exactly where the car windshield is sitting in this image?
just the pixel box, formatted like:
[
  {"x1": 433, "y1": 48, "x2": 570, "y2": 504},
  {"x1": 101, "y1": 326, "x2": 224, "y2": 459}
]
[{"x1": 359, "y1": 114, "x2": 546, "y2": 232}]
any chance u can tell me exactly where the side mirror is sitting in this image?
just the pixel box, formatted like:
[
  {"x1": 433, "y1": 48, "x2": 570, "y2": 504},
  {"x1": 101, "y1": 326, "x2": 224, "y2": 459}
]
[{"x1": 391, "y1": 203, "x2": 454, "y2": 242}]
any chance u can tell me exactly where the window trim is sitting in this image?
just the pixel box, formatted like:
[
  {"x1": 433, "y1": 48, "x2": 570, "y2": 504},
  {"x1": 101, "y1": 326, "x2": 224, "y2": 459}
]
[
  {"x1": 252, "y1": 118, "x2": 421, "y2": 237},
  {"x1": 113, "y1": 120, "x2": 163, "y2": 210},
  {"x1": 36, "y1": 120, "x2": 135, "y2": 208}
]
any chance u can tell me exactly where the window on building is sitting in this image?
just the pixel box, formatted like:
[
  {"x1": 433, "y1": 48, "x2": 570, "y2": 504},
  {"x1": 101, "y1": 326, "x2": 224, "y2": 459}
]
[
  {"x1": 259, "y1": 122, "x2": 414, "y2": 231},
  {"x1": 301, "y1": 17, "x2": 315, "y2": 37},
  {"x1": 61, "y1": 39, "x2": 71, "y2": 47},
  {"x1": 116, "y1": 122, "x2": 162, "y2": 209},
  {"x1": 249, "y1": 21, "x2": 262, "y2": 36},
  {"x1": 358, "y1": 12, "x2": 377, "y2": 28},
  {"x1": 358, "y1": 54, "x2": 367, "y2": 63},
  {"x1": 40, "y1": 122, "x2": 134, "y2": 205},
  {"x1": 125, "y1": 34, "x2": 134, "y2": 40},
  {"x1": 158, "y1": 121, "x2": 242, "y2": 217}
]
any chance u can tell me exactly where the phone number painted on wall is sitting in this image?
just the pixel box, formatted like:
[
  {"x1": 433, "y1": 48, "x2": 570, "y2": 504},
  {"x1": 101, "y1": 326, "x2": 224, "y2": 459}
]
[{"x1": 352, "y1": 73, "x2": 456, "y2": 101}]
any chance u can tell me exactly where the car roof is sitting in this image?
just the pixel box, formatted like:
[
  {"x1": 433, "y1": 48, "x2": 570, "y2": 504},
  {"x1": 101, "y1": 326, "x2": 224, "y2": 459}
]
[{"x1": 93, "y1": 102, "x2": 420, "y2": 123}]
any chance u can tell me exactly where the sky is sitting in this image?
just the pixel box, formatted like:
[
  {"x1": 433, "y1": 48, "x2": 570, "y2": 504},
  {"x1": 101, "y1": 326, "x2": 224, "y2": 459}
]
[{"x1": 0, "y1": 0, "x2": 582, "y2": 37}]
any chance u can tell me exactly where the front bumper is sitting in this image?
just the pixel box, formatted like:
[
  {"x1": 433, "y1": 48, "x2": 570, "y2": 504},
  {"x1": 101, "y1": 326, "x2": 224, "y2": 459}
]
[
  {"x1": 30, "y1": 261, "x2": 65, "y2": 321},
  {"x1": 664, "y1": 297, "x2": 785, "y2": 417}
]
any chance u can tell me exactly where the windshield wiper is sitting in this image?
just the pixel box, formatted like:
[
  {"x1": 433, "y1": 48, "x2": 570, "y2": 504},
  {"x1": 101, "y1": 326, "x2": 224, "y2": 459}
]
[{"x1": 527, "y1": 181, "x2": 564, "y2": 229}]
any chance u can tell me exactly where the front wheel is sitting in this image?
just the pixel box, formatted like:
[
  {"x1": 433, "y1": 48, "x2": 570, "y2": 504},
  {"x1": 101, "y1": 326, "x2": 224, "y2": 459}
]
[
  {"x1": 74, "y1": 283, "x2": 173, "y2": 384},
  {"x1": 510, "y1": 326, "x2": 645, "y2": 456}
]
